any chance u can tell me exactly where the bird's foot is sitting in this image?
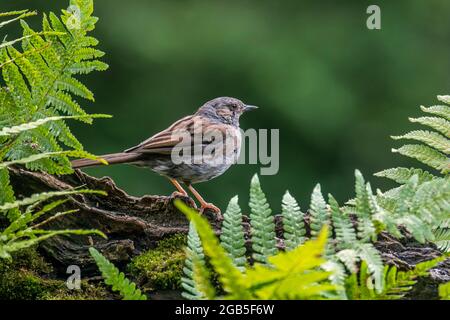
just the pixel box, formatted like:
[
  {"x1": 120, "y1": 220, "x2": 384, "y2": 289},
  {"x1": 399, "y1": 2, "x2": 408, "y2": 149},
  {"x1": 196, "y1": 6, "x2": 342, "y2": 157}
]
[
  {"x1": 200, "y1": 203, "x2": 223, "y2": 220},
  {"x1": 170, "y1": 191, "x2": 197, "y2": 209}
]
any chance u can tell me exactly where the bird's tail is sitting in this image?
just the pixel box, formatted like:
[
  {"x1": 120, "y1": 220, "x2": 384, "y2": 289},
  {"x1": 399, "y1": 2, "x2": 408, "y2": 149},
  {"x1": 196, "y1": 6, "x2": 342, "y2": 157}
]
[{"x1": 71, "y1": 152, "x2": 142, "y2": 169}]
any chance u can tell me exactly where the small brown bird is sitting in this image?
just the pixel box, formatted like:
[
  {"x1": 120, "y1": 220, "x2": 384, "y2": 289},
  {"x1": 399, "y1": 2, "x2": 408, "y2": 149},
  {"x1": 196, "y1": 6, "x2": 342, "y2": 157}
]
[{"x1": 72, "y1": 97, "x2": 258, "y2": 213}]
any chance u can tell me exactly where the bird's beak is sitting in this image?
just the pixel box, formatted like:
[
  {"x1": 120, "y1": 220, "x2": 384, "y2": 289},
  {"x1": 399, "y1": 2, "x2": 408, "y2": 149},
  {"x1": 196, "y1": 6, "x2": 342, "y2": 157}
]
[{"x1": 243, "y1": 105, "x2": 258, "y2": 112}]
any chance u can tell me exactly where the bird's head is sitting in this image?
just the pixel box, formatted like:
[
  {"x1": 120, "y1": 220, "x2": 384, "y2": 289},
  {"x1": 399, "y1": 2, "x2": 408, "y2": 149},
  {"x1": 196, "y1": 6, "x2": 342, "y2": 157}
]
[{"x1": 196, "y1": 96, "x2": 258, "y2": 126}]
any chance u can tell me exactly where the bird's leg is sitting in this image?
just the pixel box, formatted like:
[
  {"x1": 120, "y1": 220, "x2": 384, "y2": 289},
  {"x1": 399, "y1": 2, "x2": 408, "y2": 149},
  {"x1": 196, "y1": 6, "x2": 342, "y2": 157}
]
[
  {"x1": 187, "y1": 184, "x2": 221, "y2": 214},
  {"x1": 169, "y1": 178, "x2": 189, "y2": 197},
  {"x1": 169, "y1": 178, "x2": 197, "y2": 208}
]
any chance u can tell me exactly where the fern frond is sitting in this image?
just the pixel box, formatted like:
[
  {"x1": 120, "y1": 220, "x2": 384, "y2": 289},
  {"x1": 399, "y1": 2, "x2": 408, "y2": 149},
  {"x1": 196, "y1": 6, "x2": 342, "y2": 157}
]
[
  {"x1": 392, "y1": 144, "x2": 449, "y2": 173},
  {"x1": 392, "y1": 130, "x2": 449, "y2": 154},
  {"x1": 309, "y1": 184, "x2": 329, "y2": 237},
  {"x1": 421, "y1": 105, "x2": 450, "y2": 121},
  {"x1": 408, "y1": 116, "x2": 450, "y2": 137},
  {"x1": 374, "y1": 167, "x2": 436, "y2": 184},
  {"x1": 0, "y1": 189, "x2": 106, "y2": 212},
  {"x1": 329, "y1": 194, "x2": 357, "y2": 250},
  {"x1": 434, "y1": 228, "x2": 450, "y2": 252},
  {"x1": 0, "y1": 150, "x2": 107, "y2": 169},
  {"x1": 281, "y1": 191, "x2": 306, "y2": 250},
  {"x1": 0, "y1": 114, "x2": 111, "y2": 136},
  {"x1": 192, "y1": 257, "x2": 216, "y2": 300},
  {"x1": 0, "y1": 229, "x2": 104, "y2": 260},
  {"x1": 0, "y1": 168, "x2": 20, "y2": 221},
  {"x1": 356, "y1": 243, "x2": 384, "y2": 293},
  {"x1": 182, "y1": 223, "x2": 206, "y2": 300},
  {"x1": 89, "y1": 247, "x2": 147, "y2": 300},
  {"x1": 353, "y1": 170, "x2": 377, "y2": 242},
  {"x1": 437, "y1": 95, "x2": 450, "y2": 105},
  {"x1": 220, "y1": 196, "x2": 246, "y2": 271},
  {"x1": 249, "y1": 174, "x2": 277, "y2": 264}
]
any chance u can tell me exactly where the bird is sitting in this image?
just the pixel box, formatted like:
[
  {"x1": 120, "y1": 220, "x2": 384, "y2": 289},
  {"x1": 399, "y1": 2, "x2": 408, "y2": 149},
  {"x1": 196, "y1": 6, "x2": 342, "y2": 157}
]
[{"x1": 71, "y1": 96, "x2": 258, "y2": 214}]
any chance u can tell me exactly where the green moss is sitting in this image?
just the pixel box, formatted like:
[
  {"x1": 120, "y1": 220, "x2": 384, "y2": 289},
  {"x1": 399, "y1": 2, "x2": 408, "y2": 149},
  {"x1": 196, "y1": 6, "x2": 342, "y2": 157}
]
[
  {"x1": 0, "y1": 247, "x2": 57, "y2": 300},
  {"x1": 0, "y1": 247, "x2": 110, "y2": 300},
  {"x1": 41, "y1": 281, "x2": 110, "y2": 300},
  {"x1": 128, "y1": 234, "x2": 187, "y2": 291}
]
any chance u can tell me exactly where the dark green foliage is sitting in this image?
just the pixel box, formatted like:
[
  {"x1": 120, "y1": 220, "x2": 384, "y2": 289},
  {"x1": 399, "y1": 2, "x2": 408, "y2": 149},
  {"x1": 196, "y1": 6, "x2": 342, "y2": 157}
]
[
  {"x1": 128, "y1": 234, "x2": 186, "y2": 291},
  {"x1": 89, "y1": 247, "x2": 147, "y2": 300}
]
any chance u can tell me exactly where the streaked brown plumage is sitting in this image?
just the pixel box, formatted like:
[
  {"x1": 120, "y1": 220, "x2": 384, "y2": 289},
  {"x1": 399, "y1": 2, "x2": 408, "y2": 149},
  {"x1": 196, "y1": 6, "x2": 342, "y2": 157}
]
[{"x1": 71, "y1": 97, "x2": 258, "y2": 213}]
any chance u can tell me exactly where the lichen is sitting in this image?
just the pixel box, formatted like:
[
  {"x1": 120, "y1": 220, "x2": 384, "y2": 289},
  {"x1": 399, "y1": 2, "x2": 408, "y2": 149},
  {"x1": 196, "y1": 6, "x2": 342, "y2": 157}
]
[{"x1": 128, "y1": 234, "x2": 187, "y2": 291}]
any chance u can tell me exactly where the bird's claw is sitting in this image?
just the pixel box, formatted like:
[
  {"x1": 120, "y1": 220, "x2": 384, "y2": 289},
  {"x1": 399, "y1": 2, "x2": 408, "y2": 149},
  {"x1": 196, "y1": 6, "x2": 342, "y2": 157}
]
[
  {"x1": 171, "y1": 191, "x2": 197, "y2": 209},
  {"x1": 200, "y1": 203, "x2": 223, "y2": 220}
]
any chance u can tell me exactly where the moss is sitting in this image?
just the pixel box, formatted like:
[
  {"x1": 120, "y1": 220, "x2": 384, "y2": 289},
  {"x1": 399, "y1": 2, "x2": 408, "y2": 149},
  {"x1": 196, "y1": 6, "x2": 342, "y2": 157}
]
[
  {"x1": 41, "y1": 281, "x2": 111, "y2": 300},
  {"x1": 0, "y1": 247, "x2": 57, "y2": 300},
  {"x1": 128, "y1": 234, "x2": 187, "y2": 291},
  {"x1": 0, "y1": 247, "x2": 110, "y2": 300}
]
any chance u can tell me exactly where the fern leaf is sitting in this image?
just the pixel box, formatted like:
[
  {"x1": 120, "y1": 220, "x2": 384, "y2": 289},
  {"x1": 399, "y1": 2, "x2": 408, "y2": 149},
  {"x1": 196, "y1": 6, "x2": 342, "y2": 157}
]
[
  {"x1": 0, "y1": 168, "x2": 20, "y2": 221},
  {"x1": 437, "y1": 95, "x2": 450, "y2": 105},
  {"x1": 392, "y1": 130, "x2": 450, "y2": 154},
  {"x1": 336, "y1": 249, "x2": 359, "y2": 273},
  {"x1": 409, "y1": 116, "x2": 450, "y2": 137},
  {"x1": 329, "y1": 194, "x2": 357, "y2": 250},
  {"x1": 309, "y1": 184, "x2": 329, "y2": 237},
  {"x1": 0, "y1": 189, "x2": 106, "y2": 212},
  {"x1": 374, "y1": 167, "x2": 436, "y2": 184},
  {"x1": 0, "y1": 114, "x2": 111, "y2": 136},
  {"x1": 220, "y1": 196, "x2": 246, "y2": 271},
  {"x1": 89, "y1": 247, "x2": 147, "y2": 300},
  {"x1": 434, "y1": 228, "x2": 450, "y2": 252},
  {"x1": 392, "y1": 144, "x2": 449, "y2": 173},
  {"x1": 281, "y1": 191, "x2": 306, "y2": 250},
  {"x1": 421, "y1": 105, "x2": 450, "y2": 121},
  {"x1": 356, "y1": 243, "x2": 384, "y2": 293},
  {"x1": 0, "y1": 150, "x2": 107, "y2": 169},
  {"x1": 182, "y1": 223, "x2": 206, "y2": 300},
  {"x1": 249, "y1": 174, "x2": 277, "y2": 264}
]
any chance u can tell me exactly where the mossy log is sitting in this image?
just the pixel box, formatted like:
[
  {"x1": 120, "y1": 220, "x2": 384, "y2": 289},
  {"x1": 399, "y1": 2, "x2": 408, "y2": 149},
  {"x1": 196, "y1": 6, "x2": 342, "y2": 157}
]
[
  {"x1": 7, "y1": 167, "x2": 450, "y2": 299},
  {"x1": 8, "y1": 166, "x2": 220, "y2": 275}
]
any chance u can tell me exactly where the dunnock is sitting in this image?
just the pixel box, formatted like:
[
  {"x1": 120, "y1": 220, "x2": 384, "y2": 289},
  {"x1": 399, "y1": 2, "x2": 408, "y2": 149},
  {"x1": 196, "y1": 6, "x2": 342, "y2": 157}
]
[{"x1": 71, "y1": 97, "x2": 258, "y2": 213}]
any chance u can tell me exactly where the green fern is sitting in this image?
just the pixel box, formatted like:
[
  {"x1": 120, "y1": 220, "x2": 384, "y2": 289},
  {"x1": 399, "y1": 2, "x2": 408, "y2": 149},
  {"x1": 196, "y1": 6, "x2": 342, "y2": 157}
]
[
  {"x1": 249, "y1": 174, "x2": 277, "y2": 264},
  {"x1": 220, "y1": 196, "x2": 247, "y2": 271},
  {"x1": 309, "y1": 184, "x2": 330, "y2": 237},
  {"x1": 89, "y1": 247, "x2": 147, "y2": 300},
  {"x1": 0, "y1": 0, "x2": 109, "y2": 174},
  {"x1": 281, "y1": 191, "x2": 306, "y2": 250},
  {"x1": 181, "y1": 223, "x2": 207, "y2": 300},
  {"x1": 175, "y1": 200, "x2": 250, "y2": 299},
  {"x1": 346, "y1": 255, "x2": 446, "y2": 300},
  {"x1": 177, "y1": 198, "x2": 336, "y2": 300}
]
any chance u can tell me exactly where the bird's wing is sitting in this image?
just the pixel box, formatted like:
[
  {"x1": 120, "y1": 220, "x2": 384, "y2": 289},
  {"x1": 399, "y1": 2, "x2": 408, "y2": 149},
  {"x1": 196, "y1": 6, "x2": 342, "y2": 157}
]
[{"x1": 124, "y1": 115, "x2": 210, "y2": 155}]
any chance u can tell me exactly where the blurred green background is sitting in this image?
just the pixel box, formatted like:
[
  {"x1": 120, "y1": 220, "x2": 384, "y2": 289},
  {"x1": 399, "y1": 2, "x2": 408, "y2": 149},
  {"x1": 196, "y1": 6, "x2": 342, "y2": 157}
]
[{"x1": 3, "y1": 0, "x2": 450, "y2": 211}]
